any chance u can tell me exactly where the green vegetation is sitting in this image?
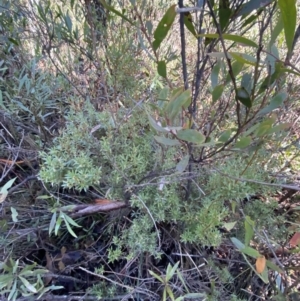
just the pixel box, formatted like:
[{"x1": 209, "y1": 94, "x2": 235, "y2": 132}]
[{"x1": 0, "y1": 0, "x2": 300, "y2": 300}]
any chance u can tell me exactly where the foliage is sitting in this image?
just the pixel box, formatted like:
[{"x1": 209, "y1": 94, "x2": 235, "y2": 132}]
[{"x1": 1, "y1": 0, "x2": 300, "y2": 300}]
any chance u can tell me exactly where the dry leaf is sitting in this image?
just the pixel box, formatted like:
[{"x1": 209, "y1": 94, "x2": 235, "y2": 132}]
[
  {"x1": 255, "y1": 255, "x2": 266, "y2": 274},
  {"x1": 289, "y1": 232, "x2": 300, "y2": 247}
]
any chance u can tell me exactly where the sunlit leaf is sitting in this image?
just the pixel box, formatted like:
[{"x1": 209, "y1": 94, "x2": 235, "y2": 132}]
[
  {"x1": 278, "y1": 0, "x2": 297, "y2": 54},
  {"x1": 0, "y1": 177, "x2": 16, "y2": 203},
  {"x1": 19, "y1": 276, "x2": 37, "y2": 293},
  {"x1": 223, "y1": 222, "x2": 236, "y2": 231},
  {"x1": 152, "y1": 5, "x2": 176, "y2": 50},
  {"x1": 11, "y1": 207, "x2": 18, "y2": 223},
  {"x1": 198, "y1": 33, "x2": 258, "y2": 47},
  {"x1": 148, "y1": 114, "x2": 168, "y2": 133}
]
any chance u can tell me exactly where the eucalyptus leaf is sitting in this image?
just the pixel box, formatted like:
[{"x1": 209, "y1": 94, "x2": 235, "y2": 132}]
[
  {"x1": 177, "y1": 129, "x2": 205, "y2": 144},
  {"x1": 154, "y1": 136, "x2": 181, "y2": 146}
]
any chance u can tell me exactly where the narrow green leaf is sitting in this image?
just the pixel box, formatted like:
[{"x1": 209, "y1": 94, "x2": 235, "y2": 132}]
[
  {"x1": 244, "y1": 216, "x2": 255, "y2": 246},
  {"x1": 152, "y1": 5, "x2": 176, "y2": 51},
  {"x1": 10, "y1": 207, "x2": 18, "y2": 223},
  {"x1": 269, "y1": 17, "x2": 284, "y2": 48},
  {"x1": 99, "y1": 0, "x2": 134, "y2": 25},
  {"x1": 166, "y1": 90, "x2": 191, "y2": 120},
  {"x1": 64, "y1": 214, "x2": 81, "y2": 228},
  {"x1": 198, "y1": 33, "x2": 258, "y2": 47},
  {"x1": 212, "y1": 84, "x2": 224, "y2": 102},
  {"x1": 234, "y1": 136, "x2": 251, "y2": 149},
  {"x1": 166, "y1": 261, "x2": 179, "y2": 282},
  {"x1": 236, "y1": 0, "x2": 273, "y2": 17},
  {"x1": 255, "y1": 117, "x2": 275, "y2": 137},
  {"x1": 154, "y1": 136, "x2": 181, "y2": 146},
  {"x1": 64, "y1": 217, "x2": 78, "y2": 238},
  {"x1": 148, "y1": 114, "x2": 168, "y2": 133},
  {"x1": 266, "y1": 260, "x2": 283, "y2": 273},
  {"x1": 166, "y1": 285, "x2": 175, "y2": 300},
  {"x1": 237, "y1": 87, "x2": 252, "y2": 108},
  {"x1": 176, "y1": 155, "x2": 190, "y2": 172},
  {"x1": 49, "y1": 212, "x2": 57, "y2": 236},
  {"x1": 177, "y1": 129, "x2": 205, "y2": 144},
  {"x1": 149, "y1": 270, "x2": 164, "y2": 283},
  {"x1": 218, "y1": 129, "x2": 232, "y2": 143},
  {"x1": 183, "y1": 293, "x2": 206, "y2": 299},
  {"x1": 8, "y1": 280, "x2": 17, "y2": 301},
  {"x1": 241, "y1": 246, "x2": 260, "y2": 258},
  {"x1": 258, "y1": 91, "x2": 287, "y2": 116},
  {"x1": 230, "y1": 52, "x2": 257, "y2": 66},
  {"x1": 183, "y1": 12, "x2": 197, "y2": 37},
  {"x1": 219, "y1": 0, "x2": 231, "y2": 31},
  {"x1": 278, "y1": 0, "x2": 297, "y2": 54},
  {"x1": 230, "y1": 237, "x2": 245, "y2": 250},
  {"x1": 157, "y1": 61, "x2": 167, "y2": 78},
  {"x1": 211, "y1": 61, "x2": 221, "y2": 88},
  {"x1": 225, "y1": 61, "x2": 244, "y2": 83},
  {"x1": 241, "y1": 73, "x2": 253, "y2": 95},
  {"x1": 19, "y1": 276, "x2": 37, "y2": 293}
]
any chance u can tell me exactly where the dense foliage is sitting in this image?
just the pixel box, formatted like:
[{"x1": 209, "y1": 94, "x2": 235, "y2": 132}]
[{"x1": 0, "y1": 0, "x2": 300, "y2": 300}]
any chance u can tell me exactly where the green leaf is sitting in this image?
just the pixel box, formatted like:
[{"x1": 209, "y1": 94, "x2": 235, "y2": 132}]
[
  {"x1": 218, "y1": 129, "x2": 232, "y2": 143},
  {"x1": 211, "y1": 61, "x2": 221, "y2": 88},
  {"x1": 64, "y1": 218, "x2": 78, "y2": 238},
  {"x1": 258, "y1": 91, "x2": 287, "y2": 116},
  {"x1": 198, "y1": 34, "x2": 258, "y2": 47},
  {"x1": 266, "y1": 260, "x2": 283, "y2": 273},
  {"x1": 149, "y1": 270, "x2": 164, "y2": 283},
  {"x1": 176, "y1": 155, "x2": 190, "y2": 172},
  {"x1": 166, "y1": 89, "x2": 191, "y2": 120},
  {"x1": 230, "y1": 237, "x2": 245, "y2": 250},
  {"x1": 212, "y1": 84, "x2": 224, "y2": 102},
  {"x1": 225, "y1": 61, "x2": 244, "y2": 83},
  {"x1": 219, "y1": 0, "x2": 231, "y2": 31},
  {"x1": 255, "y1": 117, "x2": 275, "y2": 137},
  {"x1": 258, "y1": 61, "x2": 283, "y2": 94},
  {"x1": 234, "y1": 136, "x2": 251, "y2": 149},
  {"x1": 154, "y1": 136, "x2": 181, "y2": 146},
  {"x1": 241, "y1": 73, "x2": 253, "y2": 95},
  {"x1": 278, "y1": 0, "x2": 297, "y2": 54},
  {"x1": 183, "y1": 293, "x2": 206, "y2": 299},
  {"x1": 99, "y1": 0, "x2": 134, "y2": 25},
  {"x1": 49, "y1": 212, "x2": 57, "y2": 236},
  {"x1": 241, "y1": 246, "x2": 260, "y2": 258},
  {"x1": 10, "y1": 207, "x2": 18, "y2": 223},
  {"x1": 148, "y1": 114, "x2": 168, "y2": 133},
  {"x1": 64, "y1": 12, "x2": 72, "y2": 32},
  {"x1": 266, "y1": 123, "x2": 290, "y2": 135},
  {"x1": 157, "y1": 61, "x2": 167, "y2": 78},
  {"x1": 230, "y1": 52, "x2": 257, "y2": 66},
  {"x1": 0, "y1": 177, "x2": 17, "y2": 204},
  {"x1": 19, "y1": 276, "x2": 37, "y2": 293},
  {"x1": 223, "y1": 221, "x2": 236, "y2": 231},
  {"x1": 152, "y1": 5, "x2": 176, "y2": 51},
  {"x1": 177, "y1": 129, "x2": 205, "y2": 144},
  {"x1": 64, "y1": 214, "x2": 81, "y2": 228},
  {"x1": 236, "y1": 0, "x2": 273, "y2": 17},
  {"x1": 245, "y1": 216, "x2": 254, "y2": 246},
  {"x1": 237, "y1": 87, "x2": 252, "y2": 108},
  {"x1": 183, "y1": 12, "x2": 197, "y2": 37},
  {"x1": 166, "y1": 261, "x2": 179, "y2": 282},
  {"x1": 8, "y1": 280, "x2": 17, "y2": 301},
  {"x1": 269, "y1": 17, "x2": 284, "y2": 48}
]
